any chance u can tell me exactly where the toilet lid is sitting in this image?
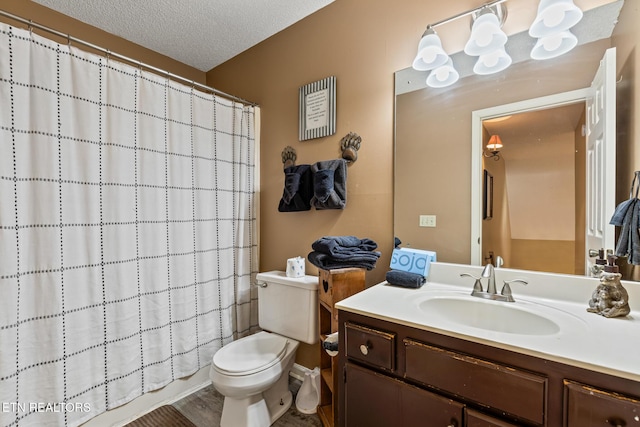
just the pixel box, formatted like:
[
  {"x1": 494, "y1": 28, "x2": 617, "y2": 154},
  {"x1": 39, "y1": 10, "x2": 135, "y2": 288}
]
[{"x1": 213, "y1": 332, "x2": 289, "y2": 376}]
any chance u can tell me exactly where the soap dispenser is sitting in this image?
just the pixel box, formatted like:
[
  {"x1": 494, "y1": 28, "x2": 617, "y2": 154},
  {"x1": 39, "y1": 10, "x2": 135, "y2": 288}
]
[
  {"x1": 587, "y1": 255, "x2": 631, "y2": 318},
  {"x1": 589, "y1": 248, "x2": 607, "y2": 278}
]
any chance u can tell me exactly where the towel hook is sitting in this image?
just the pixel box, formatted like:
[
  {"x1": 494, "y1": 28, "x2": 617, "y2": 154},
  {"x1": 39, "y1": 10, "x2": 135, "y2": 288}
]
[
  {"x1": 281, "y1": 146, "x2": 297, "y2": 169},
  {"x1": 340, "y1": 132, "x2": 361, "y2": 164}
]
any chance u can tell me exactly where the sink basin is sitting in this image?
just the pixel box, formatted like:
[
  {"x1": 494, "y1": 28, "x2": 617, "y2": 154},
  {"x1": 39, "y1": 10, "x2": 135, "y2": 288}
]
[{"x1": 418, "y1": 296, "x2": 562, "y2": 336}]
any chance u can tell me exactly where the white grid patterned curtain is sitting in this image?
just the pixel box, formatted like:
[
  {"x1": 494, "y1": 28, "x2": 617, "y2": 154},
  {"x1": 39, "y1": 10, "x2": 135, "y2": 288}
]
[{"x1": 0, "y1": 23, "x2": 258, "y2": 426}]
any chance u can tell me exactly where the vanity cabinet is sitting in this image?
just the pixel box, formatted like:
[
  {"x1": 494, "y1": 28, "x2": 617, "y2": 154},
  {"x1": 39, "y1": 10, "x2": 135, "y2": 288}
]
[{"x1": 337, "y1": 310, "x2": 640, "y2": 427}]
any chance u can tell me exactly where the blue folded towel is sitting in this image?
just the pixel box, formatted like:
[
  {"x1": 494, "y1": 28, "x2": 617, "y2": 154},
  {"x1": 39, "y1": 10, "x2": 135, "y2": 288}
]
[
  {"x1": 307, "y1": 251, "x2": 380, "y2": 271},
  {"x1": 312, "y1": 236, "x2": 378, "y2": 259},
  {"x1": 385, "y1": 269, "x2": 425, "y2": 288}
]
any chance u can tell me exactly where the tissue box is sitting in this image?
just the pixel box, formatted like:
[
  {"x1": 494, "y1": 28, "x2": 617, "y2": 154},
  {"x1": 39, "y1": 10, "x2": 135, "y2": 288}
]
[
  {"x1": 286, "y1": 256, "x2": 306, "y2": 278},
  {"x1": 390, "y1": 248, "x2": 436, "y2": 277}
]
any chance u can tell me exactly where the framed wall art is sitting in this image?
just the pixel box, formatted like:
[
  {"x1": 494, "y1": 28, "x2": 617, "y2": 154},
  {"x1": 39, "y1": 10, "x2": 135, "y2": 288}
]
[
  {"x1": 483, "y1": 169, "x2": 493, "y2": 220},
  {"x1": 299, "y1": 76, "x2": 336, "y2": 141}
]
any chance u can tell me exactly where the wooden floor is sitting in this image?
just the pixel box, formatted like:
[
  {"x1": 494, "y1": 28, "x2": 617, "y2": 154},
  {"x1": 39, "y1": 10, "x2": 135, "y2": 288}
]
[{"x1": 171, "y1": 379, "x2": 323, "y2": 427}]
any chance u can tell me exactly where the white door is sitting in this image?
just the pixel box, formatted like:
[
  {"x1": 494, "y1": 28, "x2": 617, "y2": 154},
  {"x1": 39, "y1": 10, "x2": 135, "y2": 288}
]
[{"x1": 585, "y1": 48, "x2": 616, "y2": 274}]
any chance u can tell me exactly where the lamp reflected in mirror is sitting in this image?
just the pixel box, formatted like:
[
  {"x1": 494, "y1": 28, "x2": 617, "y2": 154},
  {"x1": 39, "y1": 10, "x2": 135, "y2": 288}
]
[{"x1": 484, "y1": 135, "x2": 503, "y2": 160}]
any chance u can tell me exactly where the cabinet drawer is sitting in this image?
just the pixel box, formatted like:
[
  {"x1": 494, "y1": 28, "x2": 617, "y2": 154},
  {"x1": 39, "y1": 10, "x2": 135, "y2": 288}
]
[
  {"x1": 405, "y1": 339, "x2": 547, "y2": 425},
  {"x1": 465, "y1": 408, "x2": 521, "y2": 427},
  {"x1": 346, "y1": 362, "x2": 463, "y2": 427},
  {"x1": 565, "y1": 380, "x2": 640, "y2": 427},
  {"x1": 345, "y1": 322, "x2": 395, "y2": 371}
]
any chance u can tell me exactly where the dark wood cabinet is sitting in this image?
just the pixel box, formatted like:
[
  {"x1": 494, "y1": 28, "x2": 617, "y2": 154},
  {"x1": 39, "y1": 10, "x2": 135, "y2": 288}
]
[
  {"x1": 564, "y1": 381, "x2": 640, "y2": 427},
  {"x1": 404, "y1": 339, "x2": 546, "y2": 425},
  {"x1": 465, "y1": 409, "x2": 521, "y2": 427},
  {"x1": 338, "y1": 310, "x2": 640, "y2": 427},
  {"x1": 345, "y1": 362, "x2": 463, "y2": 427}
]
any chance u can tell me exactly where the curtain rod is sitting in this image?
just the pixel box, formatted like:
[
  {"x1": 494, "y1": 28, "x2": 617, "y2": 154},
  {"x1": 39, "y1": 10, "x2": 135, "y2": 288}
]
[{"x1": 0, "y1": 9, "x2": 258, "y2": 107}]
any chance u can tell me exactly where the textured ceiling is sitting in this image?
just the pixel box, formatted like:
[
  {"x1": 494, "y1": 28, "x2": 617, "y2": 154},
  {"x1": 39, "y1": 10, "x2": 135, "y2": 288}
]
[{"x1": 31, "y1": 0, "x2": 334, "y2": 71}]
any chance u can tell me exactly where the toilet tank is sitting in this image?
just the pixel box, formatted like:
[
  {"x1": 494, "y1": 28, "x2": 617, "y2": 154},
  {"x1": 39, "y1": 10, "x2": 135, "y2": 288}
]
[{"x1": 256, "y1": 271, "x2": 318, "y2": 345}]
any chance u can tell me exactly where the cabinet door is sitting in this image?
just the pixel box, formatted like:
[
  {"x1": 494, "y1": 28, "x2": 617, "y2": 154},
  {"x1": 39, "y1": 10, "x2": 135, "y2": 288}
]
[
  {"x1": 345, "y1": 362, "x2": 463, "y2": 427},
  {"x1": 565, "y1": 381, "x2": 640, "y2": 427},
  {"x1": 465, "y1": 408, "x2": 521, "y2": 427}
]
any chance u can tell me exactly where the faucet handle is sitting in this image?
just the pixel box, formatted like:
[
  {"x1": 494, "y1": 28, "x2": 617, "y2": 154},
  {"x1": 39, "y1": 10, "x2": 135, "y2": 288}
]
[
  {"x1": 500, "y1": 279, "x2": 528, "y2": 302},
  {"x1": 460, "y1": 273, "x2": 483, "y2": 293}
]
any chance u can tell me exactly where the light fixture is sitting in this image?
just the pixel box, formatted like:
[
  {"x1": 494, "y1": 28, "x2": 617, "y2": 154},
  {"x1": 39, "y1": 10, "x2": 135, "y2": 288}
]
[
  {"x1": 473, "y1": 47, "x2": 512, "y2": 75},
  {"x1": 530, "y1": 30, "x2": 578, "y2": 60},
  {"x1": 529, "y1": 0, "x2": 583, "y2": 38},
  {"x1": 412, "y1": 28, "x2": 449, "y2": 71},
  {"x1": 529, "y1": 0, "x2": 582, "y2": 60},
  {"x1": 464, "y1": 8, "x2": 508, "y2": 57},
  {"x1": 426, "y1": 58, "x2": 460, "y2": 88},
  {"x1": 411, "y1": 0, "x2": 508, "y2": 81},
  {"x1": 484, "y1": 135, "x2": 503, "y2": 160}
]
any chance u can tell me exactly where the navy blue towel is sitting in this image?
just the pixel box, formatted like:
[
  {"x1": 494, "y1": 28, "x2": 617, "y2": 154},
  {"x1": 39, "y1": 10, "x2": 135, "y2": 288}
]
[
  {"x1": 278, "y1": 164, "x2": 313, "y2": 212},
  {"x1": 311, "y1": 159, "x2": 347, "y2": 210},
  {"x1": 312, "y1": 236, "x2": 378, "y2": 259},
  {"x1": 307, "y1": 251, "x2": 380, "y2": 271},
  {"x1": 385, "y1": 269, "x2": 425, "y2": 288}
]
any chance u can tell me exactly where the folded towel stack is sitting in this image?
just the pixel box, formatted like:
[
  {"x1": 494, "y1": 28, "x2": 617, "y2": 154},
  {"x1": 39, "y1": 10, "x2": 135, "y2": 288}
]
[
  {"x1": 385, "y1": 269, "x2": 425, "y2": 288},
  {"x1": 308, "y1": 236, "x2": 381, "y2": 271}
]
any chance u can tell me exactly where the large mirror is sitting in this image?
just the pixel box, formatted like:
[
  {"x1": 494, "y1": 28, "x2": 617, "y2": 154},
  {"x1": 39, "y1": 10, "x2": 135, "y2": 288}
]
[{"x1": 394, "y1": 0, "x2": 637, "y2": 277}]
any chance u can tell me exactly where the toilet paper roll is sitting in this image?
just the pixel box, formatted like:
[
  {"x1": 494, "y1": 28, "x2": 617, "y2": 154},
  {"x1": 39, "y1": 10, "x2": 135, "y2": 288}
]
[
  {"x1": 286, "y1": 256, "x2": 305, "y2": 278},
  {"x1": 323, "y1": 332, "x2": 339, "y2": 357}
]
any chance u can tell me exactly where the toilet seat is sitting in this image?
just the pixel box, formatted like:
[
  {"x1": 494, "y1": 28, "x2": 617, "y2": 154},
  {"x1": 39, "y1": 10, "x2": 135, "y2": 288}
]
[{"x1": 213, "y1": 332, "x2": 289, "y2": 376}]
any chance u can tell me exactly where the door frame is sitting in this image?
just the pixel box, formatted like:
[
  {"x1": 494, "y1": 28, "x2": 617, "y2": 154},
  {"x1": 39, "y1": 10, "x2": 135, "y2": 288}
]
[{"x1": 470, "y1": 88, "x2": 590, "y2": 266}]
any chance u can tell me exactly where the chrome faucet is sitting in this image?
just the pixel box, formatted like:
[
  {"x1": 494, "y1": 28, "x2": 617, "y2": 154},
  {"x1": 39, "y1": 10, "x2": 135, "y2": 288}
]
[
  {"x1": 481, "y1": 263, "x2": 497, "y2": 295},
  {"x1": 460, "y1": 264, "x2": 528, "y2": 302}
]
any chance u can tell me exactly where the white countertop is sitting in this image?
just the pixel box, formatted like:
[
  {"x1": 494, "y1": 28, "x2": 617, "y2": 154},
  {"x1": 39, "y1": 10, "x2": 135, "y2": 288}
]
[{"x1": 336, "y1": 262, "x2": 640, "y2": 382}]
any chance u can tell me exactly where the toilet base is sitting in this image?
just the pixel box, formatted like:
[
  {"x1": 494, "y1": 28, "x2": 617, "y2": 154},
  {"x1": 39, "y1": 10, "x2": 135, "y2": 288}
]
[
  {"x1": 220, "y1": 393, "x2": 270, "y2": 427},
  {"x1": 219, "y1": 386, "x2": 293, "y2": 427}
]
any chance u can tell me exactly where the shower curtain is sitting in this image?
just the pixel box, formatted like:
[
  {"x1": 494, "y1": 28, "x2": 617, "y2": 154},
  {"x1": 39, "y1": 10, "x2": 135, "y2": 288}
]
[{"x1": 0, "y1": 23, "x2": 258, "y2": 427}]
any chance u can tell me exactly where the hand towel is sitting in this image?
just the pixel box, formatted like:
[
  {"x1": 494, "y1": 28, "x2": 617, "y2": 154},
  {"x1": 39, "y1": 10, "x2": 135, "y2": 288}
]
[
  {"x1": 311, "y1": 159, "x2": 347, "y2": 210},
  {"x1": 278, "y1": 164, "x2": 313, "y2": 212},
  {"x1": 385, "y1": 269, "x2": 426, "y2": 288}
]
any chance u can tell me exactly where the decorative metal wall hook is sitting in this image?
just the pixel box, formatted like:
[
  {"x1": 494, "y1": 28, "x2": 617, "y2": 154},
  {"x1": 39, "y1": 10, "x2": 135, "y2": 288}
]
[
  {"x1": 340, "y1": 132, "x2": 361, "y2": 163},
  {"x1": 281, "y1": 146, "x2": 297, "y2": 169}
]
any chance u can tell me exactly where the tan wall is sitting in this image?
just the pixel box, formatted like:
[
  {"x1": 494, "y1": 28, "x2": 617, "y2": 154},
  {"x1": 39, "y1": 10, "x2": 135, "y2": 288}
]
[
  {"x1": 2, "y1": 0, "x2": 205, "y2": 84},
  {"x1": 510, "y1": 240, "x2": 575, "y2": 274}
]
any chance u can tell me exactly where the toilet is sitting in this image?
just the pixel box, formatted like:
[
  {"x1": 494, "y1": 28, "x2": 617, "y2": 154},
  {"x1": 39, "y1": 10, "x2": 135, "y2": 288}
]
[{"x1": 210, "y1": 271, "x2": 318, "y2": 427}]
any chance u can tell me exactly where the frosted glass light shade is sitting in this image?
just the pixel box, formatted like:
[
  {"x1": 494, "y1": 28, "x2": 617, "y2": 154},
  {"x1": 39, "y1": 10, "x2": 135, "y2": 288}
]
[
  {"x1": 531, "y1": 30, "x2": 578, "y2": 60},
  {"x1": 529, "y1": 0, "x2": 583, "y2": 38},
  {"x1": 426, "y1": 59, "x2": 459, "y2": 88},
  {"x1": 464, "y1": 13, "x2": 508, "y2": 57},
  {"x1": 412, "y1": 31, "x2": 449, "y2": 71},
  {"x1": 473, "y1": 47, "x2": 512, "y2": 75}
]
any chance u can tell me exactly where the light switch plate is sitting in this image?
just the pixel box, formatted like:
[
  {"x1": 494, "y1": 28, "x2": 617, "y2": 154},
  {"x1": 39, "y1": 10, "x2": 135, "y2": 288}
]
[{"x1": 419, "y1": 215, "x2": 436, "y2": 227}]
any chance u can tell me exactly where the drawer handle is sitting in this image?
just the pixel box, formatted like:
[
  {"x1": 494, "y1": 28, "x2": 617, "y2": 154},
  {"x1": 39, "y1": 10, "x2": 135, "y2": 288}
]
[
  {"x1": 359, "y1": 343, "x2": 370, "y2": 356},
  {"x1": 607, "y1": 419, "x2": 625, "y2": 427}
]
